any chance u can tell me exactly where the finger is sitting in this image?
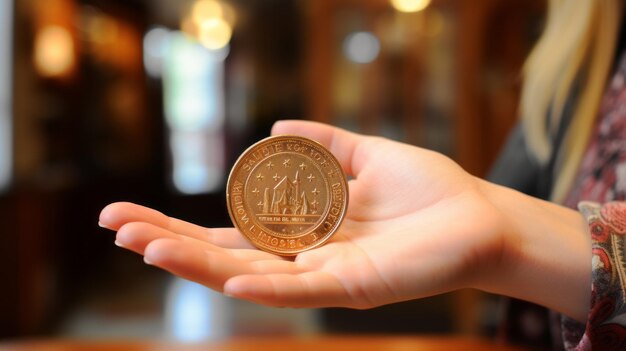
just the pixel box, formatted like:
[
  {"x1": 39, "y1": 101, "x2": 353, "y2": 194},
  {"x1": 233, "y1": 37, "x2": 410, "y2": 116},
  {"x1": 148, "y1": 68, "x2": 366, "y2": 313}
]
[
  {"x1": 116, "y1": 222, "x2": 183, "y2": 255},
  {"x1": 228, "y1": 248, "x2": 283, "y2": 261},
  {"x1": 99, "y1": 202, "x2": 254, "y2": 249},
  {"x1": 116, "y1": 222, "x2": 281, "y2": 261},
  {"x1": 224, "y1": 272, "x2": 353, "y2": 308},
  {"x1": 143, "y1": 239, "x2": 302, "y2": 292},
  {"x1": 271, "y1": 120, "x2": 368, "y2": 177},
  {"x1": 206, "y1": 228, "x2": 256, "y2": 250},
  {"x1": 99, "y1": 202, "x2": 211, "y2": 238},
  {"x1": 143, "y1": 239, "x2": 250, "y2": 292}
]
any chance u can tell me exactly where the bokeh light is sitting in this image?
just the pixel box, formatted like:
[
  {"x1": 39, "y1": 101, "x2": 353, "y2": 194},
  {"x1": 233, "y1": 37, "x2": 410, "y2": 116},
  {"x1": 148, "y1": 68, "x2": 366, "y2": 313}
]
[
  {"x1": 192, "y1": 0, "x2": 223, "y2": 26},
  {"x1": 198, "y1": 17, "x2": 232, "y2": 50},
  {"x1": 181, "y1": 0, "x2": 234, "y2": 50},
  {"x1": 165, "y1": 279, "x2": 232, "y2": 342},
  {"x1": 87, "y1": 13, "x2": 118, "y2": 44},
  {"x1": 143, "y1": 26, "x2": 170, "y2": 78},
  {"x1": 34, "y1": 25, "x2": 75, "y2": 77},
  {"x1": 390, "y1": 0, "x2": 431, "y2": 13},
  {"x1": 343, "y1": 31, "x2": 381, "y2": 64}
]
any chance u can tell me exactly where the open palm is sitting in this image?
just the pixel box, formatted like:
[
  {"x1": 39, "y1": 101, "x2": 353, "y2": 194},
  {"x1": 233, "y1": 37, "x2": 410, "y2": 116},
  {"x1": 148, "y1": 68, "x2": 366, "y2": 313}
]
[{"x1": 99, "y1": 120, "x2": 504, "y2": 309}]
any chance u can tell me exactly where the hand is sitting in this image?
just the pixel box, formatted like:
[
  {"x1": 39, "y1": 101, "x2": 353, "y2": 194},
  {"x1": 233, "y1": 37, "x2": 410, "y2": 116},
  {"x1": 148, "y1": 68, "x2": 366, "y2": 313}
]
[
  {"x1": 99, "y1": 120, "x2": 590, "y2": 321},
  {"x1": 99, "y1": 120, "x2": 504, "y2": 307}
]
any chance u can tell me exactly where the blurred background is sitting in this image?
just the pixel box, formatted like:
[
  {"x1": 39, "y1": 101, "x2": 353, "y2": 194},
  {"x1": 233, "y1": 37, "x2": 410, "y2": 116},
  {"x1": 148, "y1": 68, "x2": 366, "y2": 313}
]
[{"x1": 0, "y1": 0, "x2": 545, "y2": 342}]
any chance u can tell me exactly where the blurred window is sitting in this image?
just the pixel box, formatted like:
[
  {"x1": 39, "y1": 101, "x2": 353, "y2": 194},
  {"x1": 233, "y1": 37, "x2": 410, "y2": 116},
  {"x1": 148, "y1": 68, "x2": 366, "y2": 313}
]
[
  {"x1": 0, "y1": 0, "x2": 13, "y2": 192},
  {"x1": 162, "y1": 31, "x2": 228, "y2": 194}
]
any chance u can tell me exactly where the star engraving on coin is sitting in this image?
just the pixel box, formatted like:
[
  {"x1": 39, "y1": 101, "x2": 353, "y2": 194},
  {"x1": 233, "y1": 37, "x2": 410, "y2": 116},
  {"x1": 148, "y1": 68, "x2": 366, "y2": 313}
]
[{"x1": 226, "y1": 135, "x2": 349, "y2": 256}]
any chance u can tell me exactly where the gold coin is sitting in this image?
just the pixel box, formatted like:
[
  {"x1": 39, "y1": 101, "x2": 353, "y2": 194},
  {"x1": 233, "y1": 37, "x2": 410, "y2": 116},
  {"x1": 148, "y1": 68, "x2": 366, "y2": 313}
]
[{"x1": 226, "y1": 135, "x2": 349, "y2": 256}]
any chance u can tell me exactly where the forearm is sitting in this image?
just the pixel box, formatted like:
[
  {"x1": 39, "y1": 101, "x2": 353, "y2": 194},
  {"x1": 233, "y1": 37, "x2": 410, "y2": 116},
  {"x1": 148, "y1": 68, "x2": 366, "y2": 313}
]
[{"x1": 476, "y1": 178, "x2": 592, "y2": 322}]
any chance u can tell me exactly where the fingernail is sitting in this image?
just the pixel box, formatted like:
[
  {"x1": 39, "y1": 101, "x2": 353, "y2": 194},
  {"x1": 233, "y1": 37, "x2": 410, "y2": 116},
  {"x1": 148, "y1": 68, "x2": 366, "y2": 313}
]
[
  {"x1": 144, "y1": 256, "x2": 153, "y2": 265},
  {"x1": 114, "y1": 240, "x2": 125, "y2": 248},
  {"x1": 98, "y1": 221, "x2": 111, "y2": 229}
]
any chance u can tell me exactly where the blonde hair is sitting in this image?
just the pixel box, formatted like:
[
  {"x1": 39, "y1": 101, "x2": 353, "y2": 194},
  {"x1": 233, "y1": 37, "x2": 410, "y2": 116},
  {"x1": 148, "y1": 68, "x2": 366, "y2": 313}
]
[{"x1": 520, "y1": 0, "x2": 622, "y2": 203}]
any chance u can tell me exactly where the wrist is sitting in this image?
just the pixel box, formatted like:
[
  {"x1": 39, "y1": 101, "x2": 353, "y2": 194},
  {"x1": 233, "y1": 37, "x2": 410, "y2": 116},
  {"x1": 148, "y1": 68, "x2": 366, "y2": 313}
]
[{"x1": 475, "y1": 178, "x2": 592, "y2": 322}]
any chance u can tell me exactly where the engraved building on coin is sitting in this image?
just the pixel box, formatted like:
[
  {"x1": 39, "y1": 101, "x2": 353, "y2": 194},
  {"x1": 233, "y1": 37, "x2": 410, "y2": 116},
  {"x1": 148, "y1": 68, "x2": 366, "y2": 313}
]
[
  {"x1": 253, "y1": 170, "x2": 321, "y2": 233},
  {"x1": 226, "y1": 135, "x2": 349, "y2": 255}
]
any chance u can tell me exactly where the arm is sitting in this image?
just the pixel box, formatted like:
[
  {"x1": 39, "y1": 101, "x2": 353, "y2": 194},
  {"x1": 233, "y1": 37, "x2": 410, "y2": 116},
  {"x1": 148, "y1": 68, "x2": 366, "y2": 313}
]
[
  {"x1": 99, "y1": 120, "x2": 592, "y2": 322},
  {"x1": 477, "y1": 179, "x2": 591, "y2": 322}
]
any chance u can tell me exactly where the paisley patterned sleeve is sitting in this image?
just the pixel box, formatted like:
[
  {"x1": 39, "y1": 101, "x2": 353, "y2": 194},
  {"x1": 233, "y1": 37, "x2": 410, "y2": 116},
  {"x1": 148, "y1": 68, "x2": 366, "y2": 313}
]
[{"x1": 563, "y1": 202, "x2": 626, "y2": 350}]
